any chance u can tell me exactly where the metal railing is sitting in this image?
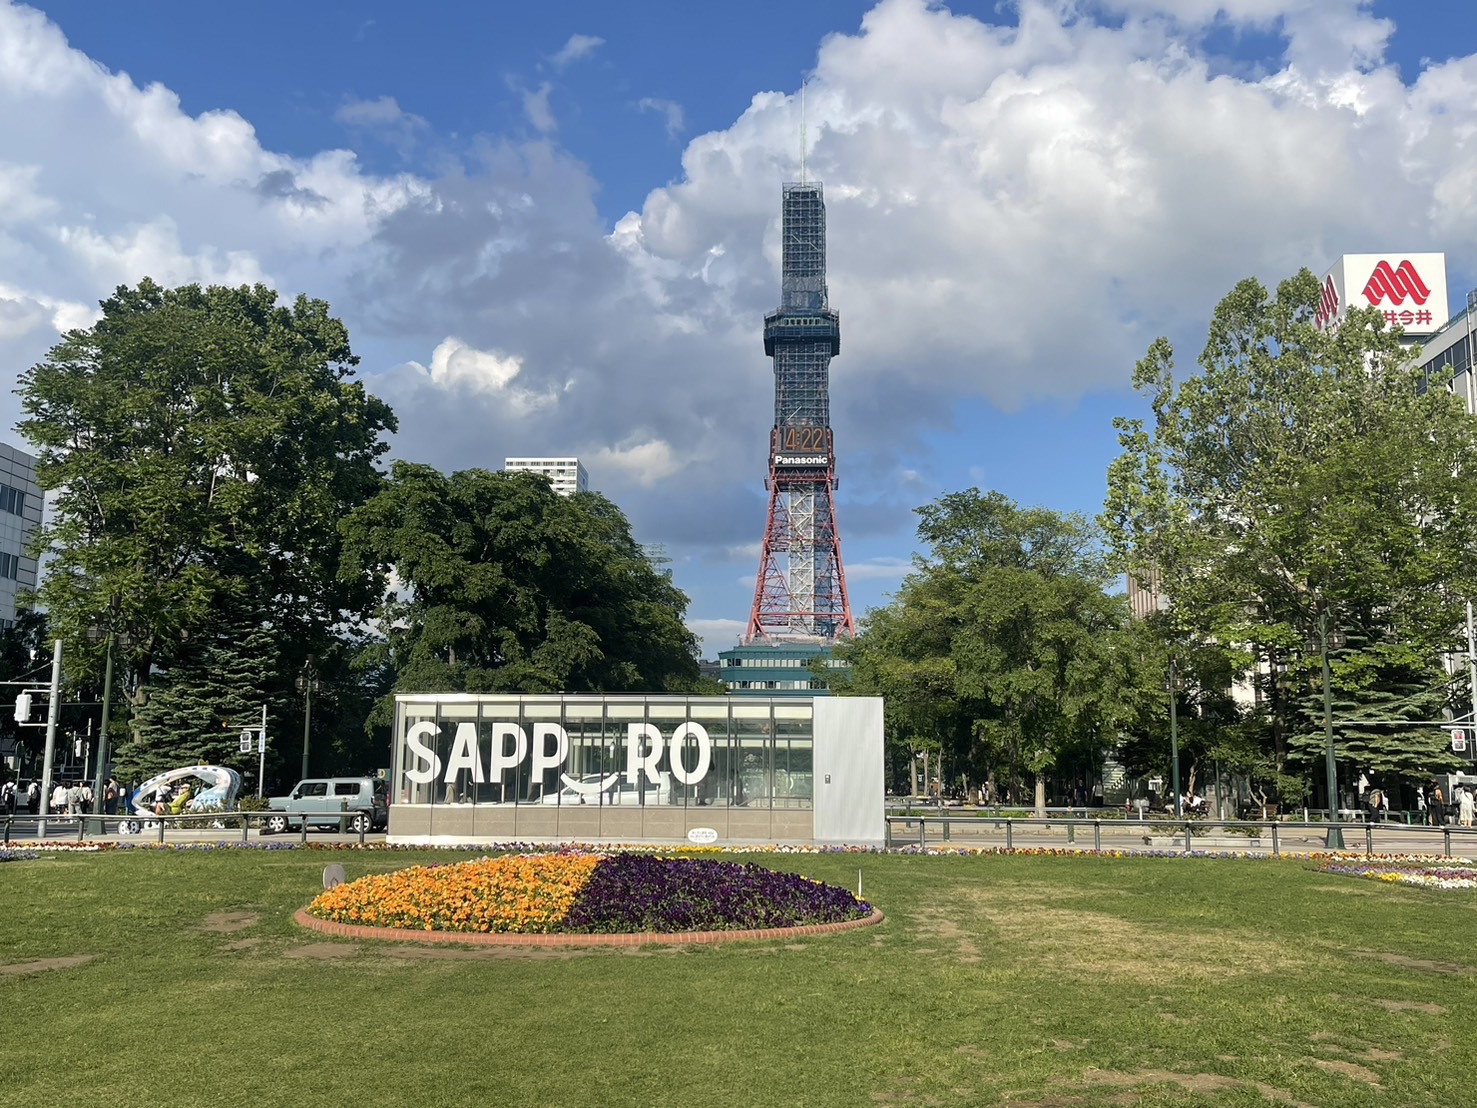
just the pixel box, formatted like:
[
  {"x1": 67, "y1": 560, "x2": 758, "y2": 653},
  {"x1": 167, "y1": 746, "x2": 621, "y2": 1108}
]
[
  {"x1": 884, "y1": 814, "x2": 1477, "y2": 858},
  {"x1": 1, "y1": 807, "x2": 378, "y2": 847}
]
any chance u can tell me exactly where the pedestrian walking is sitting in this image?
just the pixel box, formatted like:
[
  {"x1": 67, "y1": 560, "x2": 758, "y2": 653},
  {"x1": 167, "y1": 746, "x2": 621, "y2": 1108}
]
[
  {"x1": 1432, "y1": 783, "x2": 1447, "y2": 827},
  {"x1": 1460, "y1": 787, "x2": 1475, "y2": 829}
]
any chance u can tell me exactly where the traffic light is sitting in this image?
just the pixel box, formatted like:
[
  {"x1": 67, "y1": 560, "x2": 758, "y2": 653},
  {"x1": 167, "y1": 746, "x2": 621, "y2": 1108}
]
[{"x1": 13, "y1": 691, "x2": 30, "y2": 723}]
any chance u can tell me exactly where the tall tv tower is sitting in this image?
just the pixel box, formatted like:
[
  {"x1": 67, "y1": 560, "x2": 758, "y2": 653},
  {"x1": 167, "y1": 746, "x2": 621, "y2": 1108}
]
[{"x1": 745, "y1": 181, "x2": 855, "y2": 643}]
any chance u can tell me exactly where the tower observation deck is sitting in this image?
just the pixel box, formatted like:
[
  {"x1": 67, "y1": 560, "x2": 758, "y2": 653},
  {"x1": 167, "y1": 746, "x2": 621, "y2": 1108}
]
[{"x1": 745, "y1": 182, "x2": 855, "y2": 643}]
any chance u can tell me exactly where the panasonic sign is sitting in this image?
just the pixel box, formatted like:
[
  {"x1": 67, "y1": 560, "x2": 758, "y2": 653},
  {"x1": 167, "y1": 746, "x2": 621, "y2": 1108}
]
[{"x1": 773, "y1": 453, "x2": 830, "y2": 466}]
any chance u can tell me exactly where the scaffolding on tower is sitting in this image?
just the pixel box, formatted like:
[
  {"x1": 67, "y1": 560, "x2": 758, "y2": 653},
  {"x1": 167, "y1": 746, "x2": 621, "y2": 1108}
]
[{"x1": 746, "y1": 182, "x2": 856, "y2": 644}]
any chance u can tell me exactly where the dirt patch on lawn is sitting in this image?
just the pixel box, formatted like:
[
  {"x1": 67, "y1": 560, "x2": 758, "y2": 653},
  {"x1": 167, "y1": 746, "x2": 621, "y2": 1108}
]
[
  {"x1": 1005, "y1": 1070, "x2": 1313, "y2": 1108},
  {"x1": 283, "y1": 943, "x2": 359, "y2": 960},
  {"x1": 1310, "y1": 1058, "x2": 1382, "y2": 1085},
  {"x1": 199, "y1": 911, "x2": 259, "y2": 933},
  {"x1": 381, "y1": 946, "x2": 576, "y2": 962},
  {"x1": 910, "y1": 907, "x2": 981, "y2": 964},
  {"x1": 1370, "y1": 998, "x2": 1448, "y2": 1015},
  {"x1": 959, "y1": 888, "x2": 1307, "y2": 981},
  {"x1": 220, "y1": 938, "x2": 263, "y2": 952},
  {"x1": 1086, "y1": 1070, "x2": 1314, "y2": 1107},
  {"x1": 0, "y1": 955, "x2": 96, "y2": 976},
  {"x1": 1355, "y1": 949, "x2": 1468, "y2": 976}
]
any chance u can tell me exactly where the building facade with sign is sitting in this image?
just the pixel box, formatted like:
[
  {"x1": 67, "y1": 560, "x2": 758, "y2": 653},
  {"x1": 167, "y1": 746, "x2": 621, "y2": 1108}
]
[
  {"x1": 388, "y1": 693, "x2": 883, "y2": 845},
  {"x1": 1315, "y1": 253, "x2": 1450, "y2": 338}
]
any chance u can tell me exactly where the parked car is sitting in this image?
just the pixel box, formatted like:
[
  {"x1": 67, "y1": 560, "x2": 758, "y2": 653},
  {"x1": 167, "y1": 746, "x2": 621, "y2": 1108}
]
[{"x1": 263, "y1": 777, "x2": 388, "y2": 834}]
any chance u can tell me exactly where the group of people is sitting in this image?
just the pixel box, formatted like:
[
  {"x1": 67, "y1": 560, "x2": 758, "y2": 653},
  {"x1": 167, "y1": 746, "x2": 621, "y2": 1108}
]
[
  {"x1": 1418, "y1": 781, "x2": 1477, "y2": 827},
  {"x1": 0, "y1": 775, "x2": 124, "y2": 817},
  {"x1": 149, "y1": 781, "x2": 192, "y2": 815}
]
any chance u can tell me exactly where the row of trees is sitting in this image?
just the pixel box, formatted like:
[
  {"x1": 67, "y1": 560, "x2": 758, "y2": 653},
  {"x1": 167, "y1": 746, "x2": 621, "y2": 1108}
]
[
  {"x1": 834, "y1": 269, "x2": 1477, "y2": 809},
  {"x1": 6, "y1": 279, "x2": 706, "y2": 788},
  {"x1": 9, "y1": 266, "x2": 1475, "y2": 808}
]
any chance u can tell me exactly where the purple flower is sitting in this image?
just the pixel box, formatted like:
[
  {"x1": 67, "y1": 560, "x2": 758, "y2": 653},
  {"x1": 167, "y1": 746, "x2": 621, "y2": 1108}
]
[{"x1": 563, "y1": 854, "x2": 871, "y2": 933}]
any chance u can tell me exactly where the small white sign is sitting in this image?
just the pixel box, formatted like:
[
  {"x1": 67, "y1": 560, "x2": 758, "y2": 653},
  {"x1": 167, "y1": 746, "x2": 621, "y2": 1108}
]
[
  {"x1": 258, "y1": 735, "x2": 267, "y2": 754},
  {"x1": 687, "y1": 827, "x2": 719, "y2": 845}
]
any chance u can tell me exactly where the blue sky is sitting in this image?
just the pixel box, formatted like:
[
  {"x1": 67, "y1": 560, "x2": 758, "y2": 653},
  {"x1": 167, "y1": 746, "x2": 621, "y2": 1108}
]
[{"x1": 3, "y1": 0, "x2": 1477, "y2": 655}]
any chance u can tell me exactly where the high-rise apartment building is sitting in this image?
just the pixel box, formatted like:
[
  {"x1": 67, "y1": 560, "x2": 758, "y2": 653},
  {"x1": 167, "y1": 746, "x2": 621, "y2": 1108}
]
[
  {"x1": 502, "y1": 457, "x2": 589, "y2": 497},
  {"x1": 0, "y1": 443, "x2": 41, "y2": 629}
]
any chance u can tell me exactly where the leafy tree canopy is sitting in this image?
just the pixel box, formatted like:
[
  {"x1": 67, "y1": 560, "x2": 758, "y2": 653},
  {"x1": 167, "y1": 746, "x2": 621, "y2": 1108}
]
[
  {"x1": 19, "y1": 278, "x2": 397, "y2": 684},
  {"x1": 342, "y1": 463, "x2": 701, "y2": 723},
  {"x1": 835, "y1": 489, "x2": 1135, "y2": 809},
  {"x1": 1103, "y1": 270, "x2": 1477, "y2": 796}
]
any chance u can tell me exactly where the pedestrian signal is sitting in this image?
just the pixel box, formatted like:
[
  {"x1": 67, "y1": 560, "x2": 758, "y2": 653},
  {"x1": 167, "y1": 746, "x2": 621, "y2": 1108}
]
[
  {"x1": 1452, "y1": 728, "x2": 1468, "y2": 752},
  {"x1": 13, "y1": 691, "x2": 30, "y2": 722}
]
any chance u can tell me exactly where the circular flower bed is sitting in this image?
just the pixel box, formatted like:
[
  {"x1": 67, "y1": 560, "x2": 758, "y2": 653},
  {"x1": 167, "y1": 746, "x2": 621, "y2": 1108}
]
[
  {"x1": 1319, "y1": 860, "x2": 1477, "y2": 890},
  {"x1": 307, "y1": 851, "x2": 873, "y2": 935}
]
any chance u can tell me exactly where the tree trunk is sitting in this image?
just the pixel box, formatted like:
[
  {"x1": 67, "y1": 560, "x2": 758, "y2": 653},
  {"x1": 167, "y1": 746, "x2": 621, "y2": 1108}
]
[{"x1": 1034, "y1": 773, "x2": 1046, "y2": 817}]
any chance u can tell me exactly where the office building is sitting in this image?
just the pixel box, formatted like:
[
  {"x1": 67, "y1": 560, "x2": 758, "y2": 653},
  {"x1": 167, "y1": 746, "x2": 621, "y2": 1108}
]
[
  {"x1": 503, "y1": 457, "x2": 589, "y2": 497},
  {"x1": 0, "y1": 443, "x2": 40, "y2": 629}
]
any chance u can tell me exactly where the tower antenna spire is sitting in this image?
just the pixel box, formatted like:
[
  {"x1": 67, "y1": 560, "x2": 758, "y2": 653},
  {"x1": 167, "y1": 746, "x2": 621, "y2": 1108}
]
[{"x1": 799, "y1": 80, "x2": 807, "y2": 185}]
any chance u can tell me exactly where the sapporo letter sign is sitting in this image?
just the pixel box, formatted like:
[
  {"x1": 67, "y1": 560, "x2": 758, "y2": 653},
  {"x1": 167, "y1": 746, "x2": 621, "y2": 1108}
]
[{"x1": 403, "y1": 720, "x2": 713, "y2": 794}]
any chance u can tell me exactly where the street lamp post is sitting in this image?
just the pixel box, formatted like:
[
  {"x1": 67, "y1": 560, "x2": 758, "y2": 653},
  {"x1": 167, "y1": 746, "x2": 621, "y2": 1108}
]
[
  {"x1": 1168, "y1": 653, "x2": 1182, "y2": 819},
  {"x1": 296, "y1": 660, "x2": 320, "y2": 781},
  {"x1": 88, "y1": 631, "x2": 115, "y2": 826},
  {"x1": 1319, "y1": 608, "x2": 1345, "y2": 850}
]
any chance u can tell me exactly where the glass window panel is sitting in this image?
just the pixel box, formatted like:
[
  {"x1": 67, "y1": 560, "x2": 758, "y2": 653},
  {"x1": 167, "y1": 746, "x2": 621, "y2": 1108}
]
[
  {"x1": 773, "y1": 704, "x2": 813, "y2": 809},
  {"x1": 437, "y1": 708, "x2": 474, "y2": 805},
  {"x1": 397, "y1": 701, "x2": 439, "y2": 805},
  {"x1": 686, "y1": 700, "x2": 731, "y2": 808},
  {"x1": 732, "y1": 702, "x2": 773, "y2": 807}
]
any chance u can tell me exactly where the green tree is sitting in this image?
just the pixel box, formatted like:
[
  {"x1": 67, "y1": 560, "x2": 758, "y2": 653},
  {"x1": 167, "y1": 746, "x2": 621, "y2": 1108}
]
[
  {"x1": 835, "y1": 490, "x2": 1134, "y2": 812},
  {"x1": 124, "y1": 617, "x2": 275, "y2": 783},
  {"x1": 1284, "y1": 619, "x2": 1462, "y2": 792},
  {"x1": 1104, "y1": 270, "x2": 1477, "y2": 803},
  {"x1": 18, "y1": 279, "x2": 396, "y2": 775},
  {"x1": 341, "y1": 463, "x2": 701, "y2": 722}
]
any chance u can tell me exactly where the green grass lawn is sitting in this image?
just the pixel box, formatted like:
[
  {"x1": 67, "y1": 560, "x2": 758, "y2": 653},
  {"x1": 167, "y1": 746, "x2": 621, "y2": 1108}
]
[{"x1": 2, "y1": 846, "x2": 1474, "y2": 1107}]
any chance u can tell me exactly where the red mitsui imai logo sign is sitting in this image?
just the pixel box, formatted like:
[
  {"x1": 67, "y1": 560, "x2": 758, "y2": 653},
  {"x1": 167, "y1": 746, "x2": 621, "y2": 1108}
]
[
  {"x1": 1315, "y1": 275, "x2": 1340, "y2": 331},
  {"x1": 1316, "y1": 253, "x2": 1447, "y2": 333},
  {"x1": 1362, "y1": 260, "x2": 1432, "y2": 307}
]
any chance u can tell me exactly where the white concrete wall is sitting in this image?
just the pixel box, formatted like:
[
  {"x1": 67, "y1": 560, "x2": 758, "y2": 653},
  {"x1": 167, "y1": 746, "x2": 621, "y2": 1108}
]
[{"x1": 812, "y1": 697, "x2": 884, "y2": 844}]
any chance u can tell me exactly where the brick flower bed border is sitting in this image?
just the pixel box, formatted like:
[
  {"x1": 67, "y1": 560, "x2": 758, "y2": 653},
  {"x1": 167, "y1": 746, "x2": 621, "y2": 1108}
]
[{"x1": 294, "y1": 906, "x2": 885, "y2": 947}]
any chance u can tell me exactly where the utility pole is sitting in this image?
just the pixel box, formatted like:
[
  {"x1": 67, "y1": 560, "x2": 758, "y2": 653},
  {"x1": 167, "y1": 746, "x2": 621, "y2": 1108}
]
[
  {"x1": 36, "y1": 639, "x2": 62, "y2": 837},
  {"x1": 1168, "y1": 653, "x2": 1182, "y2": 818},
  {"x1": 90, "y1": 632, "x2": 116, "y2": 830},
  {"x1": 1321, "y1": 608, "x2": 1344, "y2": 850},
  {"x1": 258, "y1": 702, "x2": 268, "y2": 798}
]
